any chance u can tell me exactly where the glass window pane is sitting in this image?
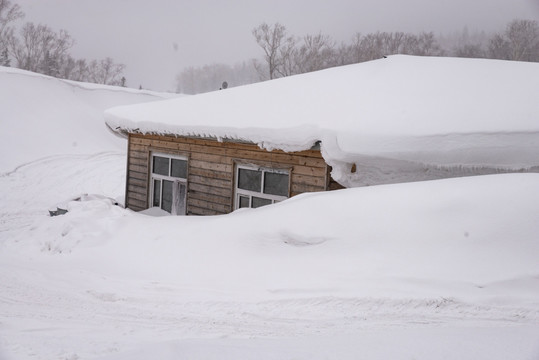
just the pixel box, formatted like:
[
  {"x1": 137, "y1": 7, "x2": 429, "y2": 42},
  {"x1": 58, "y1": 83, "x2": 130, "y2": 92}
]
[
  {"x1": 153, "y1": 179, "x2": 161, "y2": 207},
  {"x1": 172, "y1": 182, "x2": 187, "y2": 215},
  {"x1": 264, "y1": 172, "x2": 289, "y2": 196},
  {"x1": 153, "y1": 156, "x2": 169, "y2": 176},
  {"x1": 252, "y1": 196, "x2": 272, "y2": 208},
  {"x1": 171, "y1": 159, "x2": 187, "y2": 178},
  {"x1": 161, "y1": 180, "x2": 173, "y2": 213},
  {"x1": 239, "y1": 195, "x2": 250, "y2": 208},
  {"x1": 238, "y1": 168, "x2": 262, "y2": 192}
]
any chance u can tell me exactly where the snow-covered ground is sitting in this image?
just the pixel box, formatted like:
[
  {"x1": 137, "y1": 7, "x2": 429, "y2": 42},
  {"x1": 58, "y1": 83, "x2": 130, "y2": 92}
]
[
  {"x1": 0, "y1": 66, "x2": 177, "y2": 174},
  {"x1": 1, "y1": 65, "x2": 538, "y2": 360}
]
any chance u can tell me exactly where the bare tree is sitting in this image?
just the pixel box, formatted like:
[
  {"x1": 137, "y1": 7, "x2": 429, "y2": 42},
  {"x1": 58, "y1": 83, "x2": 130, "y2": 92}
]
[
  {"x1": 488, "y1": 33, "x2": 511, "y2": 60},
  {"x1": 334, "y1": 42, "x2": 354, "y2": 66},
  {"x1": 343, "y1": 31, "x2": 443, "y2": 62},
  {"x1": 176, "y1": 61, "x2": 258, "y2": 94},
  {"x1": 8, "y1": 22, "x2": 74, "y2": 73},
  {"x1": 505, "y1": 19, "x2": 539, "y2": 61},
  {"x1": 455, "y1": 43, "x2": 486, "y2": 58},
  {"x1": 0, "y1": 46, "x2": 8, "y2": 65},
  {"x1": 416, "y1": 32, "x2": 444, "y2": 56},
  {"x1": 489, "y1": 19, "x2": 539, "y2": 61},
  {"x1": 0, "y1": 0, "x2": 22, "y2": 37},
  {"x1": 346, "y1": 32, "x2": 363, "y2": 63},
  {"x1": 0, "y1": 0, "x2": 23, "y2": 64},
  {"x1": 359, "y1": 32, "x2": 385, "y2": 60},
  {"x1": 295, "y1": 33, "x2": 336, "y2": 73},
  {"x1": 69, "y1": 58, "x2": 90, "y2": 82},
  {"x1": 275, "y1": 35, "x2": 298, "y2": 77},
  {"x1": 88, "y1": 57, "x2": 126, "y2": 85},
  {"x1": 381, "y1": 32, "x2": 406, "y2": 54},
  {"x1": 252, "y1": 22, "x2": 290, "y2": 80}
]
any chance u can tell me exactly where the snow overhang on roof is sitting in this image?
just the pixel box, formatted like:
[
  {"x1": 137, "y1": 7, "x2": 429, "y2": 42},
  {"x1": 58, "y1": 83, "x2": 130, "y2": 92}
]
[{"x1": 105, "y1": 55, "x2": 539, "y2": 187}]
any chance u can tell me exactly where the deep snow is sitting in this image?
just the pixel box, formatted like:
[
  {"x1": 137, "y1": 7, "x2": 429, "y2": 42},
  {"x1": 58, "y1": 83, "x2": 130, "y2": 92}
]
[
  {"x1": 105, "y1": 56, "x2": 539, "y2": 186},
  {"x1": 1, "y1": 166, "x2": 538, "y2": 360},
  {"x1": 0, "y1": 66, "x2": 178, "y2": 174},
  {"x1": 1, "y1": 64, "x2": 538, "y2": 360}
]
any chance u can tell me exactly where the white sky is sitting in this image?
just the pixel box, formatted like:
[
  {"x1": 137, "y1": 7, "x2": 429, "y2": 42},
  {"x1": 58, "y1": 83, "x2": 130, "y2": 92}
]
[{"x1": 13, "y1": 0, "x2": 539, "y2": 91}]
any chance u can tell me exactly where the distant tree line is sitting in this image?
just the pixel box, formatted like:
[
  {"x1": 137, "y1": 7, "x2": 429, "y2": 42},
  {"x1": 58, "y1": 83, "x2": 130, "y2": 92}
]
[
  {"x1": 176, "y1": 18, "x2": 539, "y2": 94},
  {"x1": 0, "y1": 0, "x2": 126, "y2": 86},
  {"x1": 176, "y1": 62, "x2": 259, "y2": 95}
]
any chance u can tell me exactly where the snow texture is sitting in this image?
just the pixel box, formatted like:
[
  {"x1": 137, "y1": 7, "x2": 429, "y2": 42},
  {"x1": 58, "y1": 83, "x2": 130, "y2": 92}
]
[
  {"x1": 0, "y1": 66, "x2": 179, "y2": 173},
  {"x1": 0, "y1": 62, "x2": 538, "y2": 360},
  {"x1": 105, "y1": 55, "x2": 539, "y2": 186}
]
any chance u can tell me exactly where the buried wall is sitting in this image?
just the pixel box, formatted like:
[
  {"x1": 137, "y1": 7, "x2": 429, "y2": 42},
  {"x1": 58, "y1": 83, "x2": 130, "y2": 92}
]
[{"x1": 125, "y1": 133, "x2": 336, "y2": 215}]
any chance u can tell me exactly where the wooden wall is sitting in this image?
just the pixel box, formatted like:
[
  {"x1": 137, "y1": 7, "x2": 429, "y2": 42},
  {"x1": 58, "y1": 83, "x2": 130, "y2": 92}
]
[{"x1": 125, "y1": 133, "x2": 331, "y2": 215}]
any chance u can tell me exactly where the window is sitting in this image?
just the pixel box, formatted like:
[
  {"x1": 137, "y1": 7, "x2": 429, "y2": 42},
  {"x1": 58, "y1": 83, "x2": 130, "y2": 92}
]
[
  {"x1": 235, "y1": 165, "x2": 289, "y2": 209},
  {"x1": 150, "y1": 153, "x2": 188, "y2": 215}
]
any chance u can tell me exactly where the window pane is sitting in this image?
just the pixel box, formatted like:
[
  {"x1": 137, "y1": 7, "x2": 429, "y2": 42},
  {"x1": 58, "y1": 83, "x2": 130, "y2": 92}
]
[
  {"x1": 239, "y1": 195, "x2": 250, "y2": 208},
  {"x1": 252, "y1": 196, "x2": 272, "y2": 208},
  {"x1": 171, "y1": 159, "x2": 187, "y2": 178},
  {"x1": 238, "y1": 168, "x2": 261, "y2": 192},
  {"x1": 161, "y1": 180, "x2": 173, "y2": 213},
  {"x1": 172, "y1": 182, "x2": 187, "y2": 215},
  {"x1": 153, "y1": 179, "x2": 161, "y2": 207},
  {"x1": 153, "y1": 156, "x2": 169, "y2": 176},
  {"x1": 264, "y1": 172, "x2": 289, "y2": 196}
]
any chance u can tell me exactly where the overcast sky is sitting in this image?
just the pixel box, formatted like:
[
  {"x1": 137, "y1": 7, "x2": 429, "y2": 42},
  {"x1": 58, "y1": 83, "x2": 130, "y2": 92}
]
[{"x1": 14, "y1": 0, "x2": 539, "y2": 91}]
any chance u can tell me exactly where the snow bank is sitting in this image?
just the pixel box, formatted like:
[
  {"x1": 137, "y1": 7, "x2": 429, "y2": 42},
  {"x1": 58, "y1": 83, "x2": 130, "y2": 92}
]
[
  {"x1": 8, "y1": 173, "x2": 539, "y2": 296},
  {"x1": 0, "y1": 66, "x2": 179, "y2": 173},
  {"x1": 2, "y1": 170, "x2": 539, "y2": 359},
  {"x1": 105, "y1": 56, "x2": 539, "y2": 186}
]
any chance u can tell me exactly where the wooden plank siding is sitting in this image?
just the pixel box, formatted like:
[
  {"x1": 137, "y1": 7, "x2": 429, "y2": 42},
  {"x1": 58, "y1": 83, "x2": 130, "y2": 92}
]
[
  {"x1": 125, "y1": 134, "x2": 149, "y2": 211},
  {"x1": 125, "y1": 133, "x2": 331, "y2": 215}
]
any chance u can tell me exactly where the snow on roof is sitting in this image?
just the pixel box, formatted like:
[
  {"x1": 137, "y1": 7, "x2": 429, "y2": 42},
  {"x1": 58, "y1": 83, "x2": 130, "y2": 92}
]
[{"x1": 105, "y1": 55, "x2": 539, "y2": 186}]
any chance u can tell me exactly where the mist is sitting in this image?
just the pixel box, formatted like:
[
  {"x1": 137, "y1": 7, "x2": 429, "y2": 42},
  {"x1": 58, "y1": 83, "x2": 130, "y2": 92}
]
[{"x1": 12, "y1": 0, "x2": 539, "y2": 91}]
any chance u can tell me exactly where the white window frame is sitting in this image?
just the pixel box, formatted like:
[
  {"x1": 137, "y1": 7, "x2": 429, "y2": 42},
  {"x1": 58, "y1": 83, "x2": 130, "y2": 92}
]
[
  {"x1": 234, "y1": 164, "x2": 290, "y2": 210},
  {"x1": 150, "y1": 152, "x2": 188, "y2": 215}
]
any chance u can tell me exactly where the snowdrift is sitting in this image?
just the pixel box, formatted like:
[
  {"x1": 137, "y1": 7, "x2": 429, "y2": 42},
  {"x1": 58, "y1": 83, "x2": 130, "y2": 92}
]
[
  {"x1": 105, "y1": 56, "x2": 539, "y2": 186},
  {"x1": 12, "y1": 173, "x2": 539, "y2": 299},
  {"x1": 0, "y1": 66, "x2": 178, "y2": 173},
  {"x1": 2, "y1": 171, "x2": 538, "y2": 360}
]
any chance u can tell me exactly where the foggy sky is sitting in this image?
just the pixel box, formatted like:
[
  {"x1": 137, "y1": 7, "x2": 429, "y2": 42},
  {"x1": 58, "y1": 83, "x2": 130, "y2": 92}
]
[{"x1": 13, "y1": 0, "x2": 539, "y2": 91}]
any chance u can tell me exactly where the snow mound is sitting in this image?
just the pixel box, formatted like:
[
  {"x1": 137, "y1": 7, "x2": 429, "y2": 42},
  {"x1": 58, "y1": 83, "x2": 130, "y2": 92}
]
[
  {"x1": 0, "y1": 66, "x2": 180, "y2": 173},
  {"x1": 1, "y1": 149, "x2": 538, "y2": 359},
  {"x1": 14, "y1": 173, "x2": 539, "y2": 292},
  {"x1": 105, "y1": 56, "x2": 539, "y2": 186}
]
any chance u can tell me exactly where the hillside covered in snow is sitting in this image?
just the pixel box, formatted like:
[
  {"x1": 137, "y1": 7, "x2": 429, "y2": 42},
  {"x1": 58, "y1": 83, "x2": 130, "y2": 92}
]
[
  {"x1": 0, "y1": 63, "x2": 538, "y2": 360},
  {"x1": 0, "y1": 66, "x2": 178, "y2": 173}
]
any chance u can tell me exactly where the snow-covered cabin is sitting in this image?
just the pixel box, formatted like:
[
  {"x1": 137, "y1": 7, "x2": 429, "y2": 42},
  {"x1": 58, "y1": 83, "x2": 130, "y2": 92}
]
[{"x1": 105, "y1": 55, "x2": 539, "y2": 216}]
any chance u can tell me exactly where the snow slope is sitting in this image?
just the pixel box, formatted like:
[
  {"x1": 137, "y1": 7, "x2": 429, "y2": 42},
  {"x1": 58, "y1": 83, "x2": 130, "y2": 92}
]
[
  {"x1": 0, "y1": 168, "x2": 538, "y2": 360},
  {"x1": 105, "y1": 56, "x2": 539, "y2": 186},
  {"x1": 0, "y1": 66, "x2": 178, "y2": 173}
]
